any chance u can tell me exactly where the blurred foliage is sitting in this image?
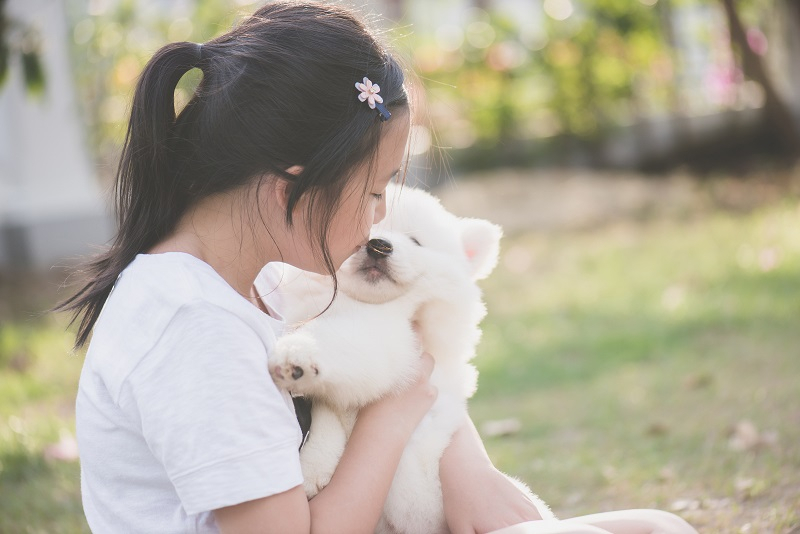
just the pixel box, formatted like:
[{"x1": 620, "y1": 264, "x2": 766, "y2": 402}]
[
  {"x1": 405, "y1": 0, "x2": 783, "y2": 155},
  {"x1": 0, "y1": 0, "x2": 46, "y2": 95},
  {"x1": 472, "y1": 191, "x2": 800, "y2": 530},
  {"x1": 411, "y1": 2, "x2": 667, "y2": 144},
  {"x1": 62, "y1": 0, "x2": 792, "y2": 173},
  {"x1": 65, "y1": 0, "x2": 262, "y2": 169}
]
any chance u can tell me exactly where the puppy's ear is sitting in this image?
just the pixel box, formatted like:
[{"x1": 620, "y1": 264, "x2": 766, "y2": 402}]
[{"x1": 460, "y1": 218, "x2": 502, "y2": 280}]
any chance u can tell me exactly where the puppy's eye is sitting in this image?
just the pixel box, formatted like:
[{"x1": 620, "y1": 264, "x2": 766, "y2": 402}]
[{"x1": 410, "y1": 237, "x2": 421, "y2": 246}]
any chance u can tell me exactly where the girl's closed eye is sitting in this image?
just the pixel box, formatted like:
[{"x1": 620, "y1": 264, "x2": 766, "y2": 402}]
[{"x1": 371, "y1": 170, "x2": 399, "y2": 200}]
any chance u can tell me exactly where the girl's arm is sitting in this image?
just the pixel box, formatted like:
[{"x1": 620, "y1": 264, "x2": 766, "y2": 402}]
[
  {"x1": 213, "y1": 486, "x2": 310, "y2": 534},
  {"x1": 440, "y1": 413, "x2": 546, "y2": 534},
  {"x1": 215, "y1": 353, "x2": 438, "y2": 534}
]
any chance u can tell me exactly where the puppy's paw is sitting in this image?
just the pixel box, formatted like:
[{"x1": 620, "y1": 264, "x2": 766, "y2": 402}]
[
  {"x1": 302, "y1": 470, "x2": 333, "y2": 499},
  {"x1": 271, "y1": 333, "x2": 321, "y2": 395}
]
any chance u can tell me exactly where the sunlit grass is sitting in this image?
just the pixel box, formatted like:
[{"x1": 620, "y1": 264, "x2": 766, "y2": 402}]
[
  {"x1": 1, "y1": 199, "x2": 799, "y2": 532},
  {"x1": 0, "y1": 315, "x2": 88, "y2": 533},
  {"x1": 472, "y1": 201, "x2": 800, "y2": 532}
]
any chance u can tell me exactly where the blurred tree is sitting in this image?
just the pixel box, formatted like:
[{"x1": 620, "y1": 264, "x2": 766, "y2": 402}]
[
  {"x1": 66, "y1": 0, "x2": 799, "y2": 173},
  {"x1": 66, "y1": 0, "x2": 255, "y2": 180},
  {"x1": 0, "y1": 0, "x2": 45, "y2": 95},
  {"x1": 540, "y1": 0, "x2": 666, "y2": 138},
  {"x1": 719, "y1": 0, "x2": 800, "y2": 156},
  {"x1": 413, "y1": 0, "x2": 671, "y2": 167},
  {"x1": 410, "y1": 0, "x2": 800, "y2": 169},
  {"x1": 789, "y1": 0, "x2": 800, "y2": 23}
]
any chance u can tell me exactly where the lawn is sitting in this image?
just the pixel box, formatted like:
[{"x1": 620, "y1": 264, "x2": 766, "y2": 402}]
[
  {"x1": 470, "y1": 194, "x2": 800, "y2": 533},
  {"x1": 1, "y1": 182, "x2": 798, "y2": 533}
]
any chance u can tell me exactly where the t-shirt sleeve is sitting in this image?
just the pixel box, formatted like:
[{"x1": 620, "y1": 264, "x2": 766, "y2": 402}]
[{"x1": 118, "y1": 302, "x2": 303, "y2": 515}]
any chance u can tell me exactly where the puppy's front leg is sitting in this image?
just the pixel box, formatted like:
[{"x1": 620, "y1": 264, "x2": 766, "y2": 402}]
[
  {"x1": 304, "y1": 315, "x2": 420, "y2": 408},
  {"x1": 271, "y1": 313, "x2": 418, "y2": 407}
]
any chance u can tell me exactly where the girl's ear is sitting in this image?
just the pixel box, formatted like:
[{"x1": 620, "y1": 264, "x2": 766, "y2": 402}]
[
  {"x1": 460, "y1": 218, "x2": 503, "y2": 280},
  {"x1": 273, "y1": 165, "x2": 303, "y2": 211}
]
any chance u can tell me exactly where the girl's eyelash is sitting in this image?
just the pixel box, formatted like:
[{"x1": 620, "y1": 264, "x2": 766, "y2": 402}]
[{"x1": 372, "y1": 193, "x2": 383, "y2": 200}]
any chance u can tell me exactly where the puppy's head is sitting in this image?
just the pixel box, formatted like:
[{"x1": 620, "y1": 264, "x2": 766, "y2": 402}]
[{"x1": 337, "y1": 185, "x2": 502, "y2": 304}]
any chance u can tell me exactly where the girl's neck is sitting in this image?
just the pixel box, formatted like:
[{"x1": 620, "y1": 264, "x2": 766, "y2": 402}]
[{"x1": 148, "y1": 190, "x2": 277, "y2": 298}]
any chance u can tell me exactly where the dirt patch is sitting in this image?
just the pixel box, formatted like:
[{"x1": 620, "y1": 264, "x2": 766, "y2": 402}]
[{"x1": 434, "y1": 166, "x2": 800, "y2": 233}]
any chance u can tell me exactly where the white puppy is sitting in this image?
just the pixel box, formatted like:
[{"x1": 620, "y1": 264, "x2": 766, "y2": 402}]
[{"x1": 264, "y1": 185, "x2": 553, "y2": 533}]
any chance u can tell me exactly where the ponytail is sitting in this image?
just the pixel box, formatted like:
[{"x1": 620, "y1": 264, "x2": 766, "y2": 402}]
[{"x1": 55, "y1": 41, "x2": 203, "y2": 348}]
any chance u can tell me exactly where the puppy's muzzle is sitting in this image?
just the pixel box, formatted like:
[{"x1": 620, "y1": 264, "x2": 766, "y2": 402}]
[{"x1": 366, "y1": 238, "x2": 393, "y2": 259}]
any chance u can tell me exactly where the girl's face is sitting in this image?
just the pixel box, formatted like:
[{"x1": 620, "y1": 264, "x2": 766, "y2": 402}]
[
  {"x1": 283, "y1": 111, "x2": 411, "y2": 275},
  {"x1": 326, "y1": 112, "x2": 411, "y2": 270},
  {"x1": 328, "y1": 111, "x2": 411, "y2": 269}
]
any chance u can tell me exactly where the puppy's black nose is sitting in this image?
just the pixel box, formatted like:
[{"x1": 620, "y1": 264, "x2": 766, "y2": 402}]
[{"x1": 366, "y1": 238, "x2": 393, "y2": 259}]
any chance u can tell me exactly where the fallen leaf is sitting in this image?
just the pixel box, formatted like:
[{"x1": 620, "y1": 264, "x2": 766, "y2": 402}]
[
  {"x1": 481, "y1": 418, "x2": 521, "y2": 438},
  {"x1": 734, "y1": 476, "x2": 766, "y2": 500},
  {"x1": 684, "y1": 372, "x2": 713, "y2": 390},
  {"x1": 601, "y1": 465, "x2": 617, "y2": 482},
  {"x1": 728, "y1": 420, "x2": 777, "y2": 451},
  {"x1": 646, "y1": 422, "x2": 669, "y2": 437},
  {"x1": 659, "y1": 466, "x2": 676, "y2": 482},
  {"x1": 44, "y1": 431, "x2": 79, "y2": 462},
  {"x1": 701, "y1": 497, "x2": 731, "y2": 509},
  {"x1": 670, "y1": 498, "x2": 701, "y2": 512}
]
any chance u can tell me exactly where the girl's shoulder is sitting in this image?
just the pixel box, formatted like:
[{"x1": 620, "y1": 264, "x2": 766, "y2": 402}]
[
  {"x1": 85, "y1": 253, "x2": 282, "y2": 396},
  {"x1": 116, "y1": 251, "x2": 265, "y2": 314},
  {"x1": 120, "y1": 251, "x2": 225, "y2": 297},
  {"x1": 104, "y1": 252, "x2": 245, "y2": 329}
]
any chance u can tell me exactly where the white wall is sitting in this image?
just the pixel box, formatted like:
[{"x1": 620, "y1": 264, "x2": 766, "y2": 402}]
[{"x1": 0, "y1": 0, "x2": 112, "y2": 270}]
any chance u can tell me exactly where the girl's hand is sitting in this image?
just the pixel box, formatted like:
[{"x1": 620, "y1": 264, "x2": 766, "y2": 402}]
[
  {"x1": 443, "y1": 464, "x2": 546, "y2": 534},
  {"x1": 441, "y1": 416, "x2": 546, "y2": 534},
  {"x1": 358, "y1": 352, "x2": 438, "y2": 437}
]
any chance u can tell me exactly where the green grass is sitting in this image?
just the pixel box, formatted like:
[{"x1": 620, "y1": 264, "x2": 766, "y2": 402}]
[
  {"x1": 0, "y1": 315, "x2": 88, "y2": 533},
  {"x1": 1, "y1": 199, "x2": 799, "y2": 532},
  {"x1": 472, "y1": 201, "x2": 800, "y2": 532}
]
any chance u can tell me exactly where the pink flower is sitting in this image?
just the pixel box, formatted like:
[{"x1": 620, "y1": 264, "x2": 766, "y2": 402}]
[{"x1": 355, "y1": 77, "x2": 383, "y2": 109}]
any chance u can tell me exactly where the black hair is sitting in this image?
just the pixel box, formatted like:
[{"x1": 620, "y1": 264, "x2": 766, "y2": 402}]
[{"x1": 56, "y1": 1, "x2": 409, "y2": 348}]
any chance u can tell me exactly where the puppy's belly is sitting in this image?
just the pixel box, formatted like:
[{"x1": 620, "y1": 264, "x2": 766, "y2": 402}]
[{"x1": 379, "y1": 394, "x2": 465, "y2": 534}]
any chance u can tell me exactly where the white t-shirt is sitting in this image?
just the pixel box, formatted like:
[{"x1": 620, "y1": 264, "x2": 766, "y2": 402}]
[{"x1": 76, "y1": 252, "x2": 303, "y2": 533}]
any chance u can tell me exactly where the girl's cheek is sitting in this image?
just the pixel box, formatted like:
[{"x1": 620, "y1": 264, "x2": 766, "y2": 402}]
[{"x1": 373, "y1": 199, "x2": 387, "y2": 225}]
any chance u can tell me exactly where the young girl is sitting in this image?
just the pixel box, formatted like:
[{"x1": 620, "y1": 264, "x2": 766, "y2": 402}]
[{"x1": 60, "y1": 2, "x2": 697, "y2": 533}]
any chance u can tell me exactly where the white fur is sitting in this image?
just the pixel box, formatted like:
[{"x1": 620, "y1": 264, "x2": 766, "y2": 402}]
[{"x1": 270, "y1": 185, "x2": 554, "y2": 533}]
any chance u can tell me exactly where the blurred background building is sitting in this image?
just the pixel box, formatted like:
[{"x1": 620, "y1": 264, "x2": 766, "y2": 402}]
[
  {"x1": 1, "y1": 0, "x2": 799, "y2": 270},
  {"x1": 1, "y1": 0, "x2": 111, "y2": 271}
]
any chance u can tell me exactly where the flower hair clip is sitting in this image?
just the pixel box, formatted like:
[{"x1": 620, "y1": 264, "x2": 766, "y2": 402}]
[{"x1": 355, "y1": 77, "x2": 391, "y2": 122}]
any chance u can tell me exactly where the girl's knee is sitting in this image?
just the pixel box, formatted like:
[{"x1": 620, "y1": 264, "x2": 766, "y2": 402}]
[
  {"x1": 564, "y1": 509, "x2": 697, "y2": 534},
  {"x1": 632, "y1": 509, "x2": 697, "y2": 534}
]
